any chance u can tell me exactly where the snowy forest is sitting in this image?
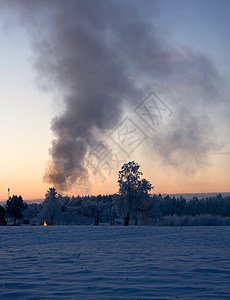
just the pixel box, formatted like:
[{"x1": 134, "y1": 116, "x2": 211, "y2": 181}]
[
  {"x1": 13, "y1": 192, "x2": 230, "y2": 226},
  {"x1": 2, "y1": 162, "x2": 230, "y2": 226}
]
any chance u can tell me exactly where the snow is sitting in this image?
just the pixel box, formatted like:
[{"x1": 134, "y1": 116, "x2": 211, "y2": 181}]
[{"x1": 0, "y1": 226, "x2": 230, "y2": 299}]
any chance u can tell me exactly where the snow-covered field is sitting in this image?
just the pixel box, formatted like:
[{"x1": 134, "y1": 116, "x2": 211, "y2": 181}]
[{"x1": 1, "y1": 226, "x2": 229, "y2": 299}]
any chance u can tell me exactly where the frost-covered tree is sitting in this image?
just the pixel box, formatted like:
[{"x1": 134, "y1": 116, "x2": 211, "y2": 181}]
[
  {"x1": 23, "y1": 203, "x2": 42, "y2": 224},
  {"x1": 41, "y1": 188, "x2": 63, "y2": 225},
  {"x1": 117, "y1": 161, "x2": 153, "y2": 226},
  {"x1": 6, "y1": 195, "x2": 27, "y2": 225}
]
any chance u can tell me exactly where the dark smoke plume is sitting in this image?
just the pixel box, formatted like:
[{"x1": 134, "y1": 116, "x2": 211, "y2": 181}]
[{"x1": 1, "y1": 0, "x2": 224, "y2": 191}]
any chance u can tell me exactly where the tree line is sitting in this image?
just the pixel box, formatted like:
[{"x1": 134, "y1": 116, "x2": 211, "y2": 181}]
[
  {"x1": 3, "y1": 161, "x2": 230, "y2": 226},
  {"x1": 5, "y1": 191, "x2": 230, "y2": 226}
]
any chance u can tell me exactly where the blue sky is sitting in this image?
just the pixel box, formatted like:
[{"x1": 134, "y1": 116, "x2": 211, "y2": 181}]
[{"x1": 0, "y1": 12, "x2": 52, "y2": 200}]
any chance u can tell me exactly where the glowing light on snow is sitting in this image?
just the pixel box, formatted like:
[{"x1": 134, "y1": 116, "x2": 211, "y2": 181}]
[{"x1": 44, "y1": 221, "x2": 47, "y2": 226}]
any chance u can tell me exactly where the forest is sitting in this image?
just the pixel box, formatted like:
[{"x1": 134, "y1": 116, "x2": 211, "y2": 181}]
[
  {"x1": 3, "y1": 162, "x2": 230, "y2": 226},
  {"x1": 3, "y1": 191, "x2": 230, "y2": 226}
]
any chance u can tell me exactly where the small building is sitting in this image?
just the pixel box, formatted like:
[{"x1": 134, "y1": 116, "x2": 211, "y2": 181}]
[{"x1": 0, "y1": 205, "x2": 6, "y2": 225}]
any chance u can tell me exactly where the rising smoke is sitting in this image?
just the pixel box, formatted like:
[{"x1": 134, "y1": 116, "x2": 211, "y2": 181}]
[{"x1": 1, "y1": 0, "x2": 224, "y2": 191}]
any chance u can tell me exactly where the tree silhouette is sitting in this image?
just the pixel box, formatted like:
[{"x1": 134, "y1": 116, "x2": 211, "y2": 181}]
[
  {"x1": 6, "y1": 195, "x2": 26, "y2": 225},
  {"x1": 45, "y1": 188, "x2": 58, "y2": 202},
  {"x1": 117, "y1": 161, "x2": 153, "y2": 226},
  {"x1": 42, "y1": 188, "x2": 62, "y2": 225}
]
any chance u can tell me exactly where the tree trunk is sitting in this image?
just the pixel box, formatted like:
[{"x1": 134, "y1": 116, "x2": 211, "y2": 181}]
[
  {"x1": 124, "y1": 212, "x2": 130, "y2": 226},
  {"x1": 124, "y1": 185, "x2": 131, "y2": 226}
]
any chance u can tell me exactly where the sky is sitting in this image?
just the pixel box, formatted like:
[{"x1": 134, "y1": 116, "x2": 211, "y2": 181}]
[{"x1": 0, "y1": 0, "x2": 229, "y2": 201}]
